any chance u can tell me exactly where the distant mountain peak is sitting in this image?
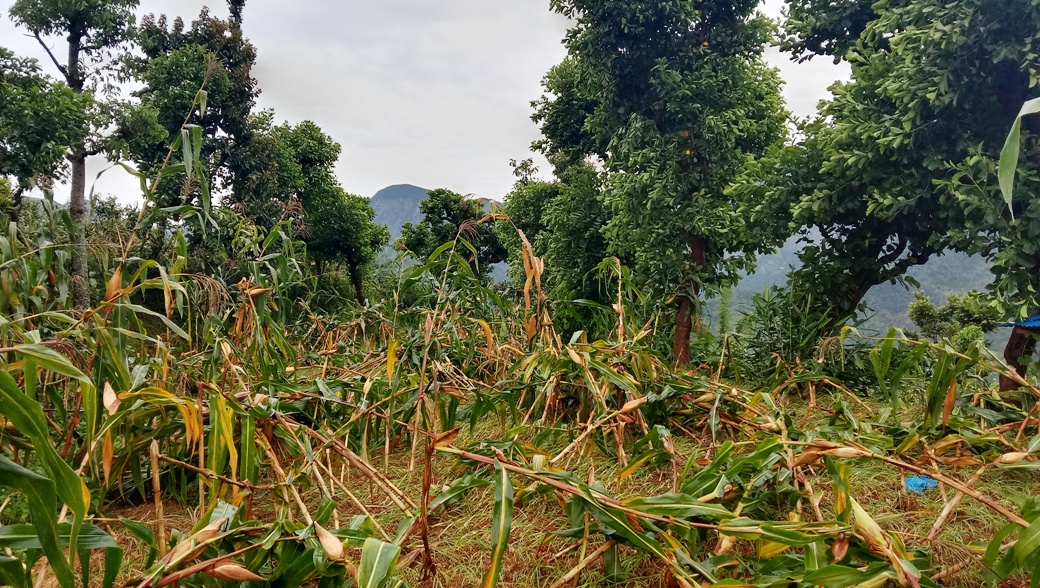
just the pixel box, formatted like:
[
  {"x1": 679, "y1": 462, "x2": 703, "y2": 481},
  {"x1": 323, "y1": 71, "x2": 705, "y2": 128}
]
[{"x1": 370, "y1": 184, "x2": 429, "y2": 239}]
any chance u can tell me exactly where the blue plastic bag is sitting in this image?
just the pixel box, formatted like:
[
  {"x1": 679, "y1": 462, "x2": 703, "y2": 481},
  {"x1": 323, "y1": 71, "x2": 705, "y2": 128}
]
[{"x1": 905, "y1": 475, "x2": 938, "y2": 494}]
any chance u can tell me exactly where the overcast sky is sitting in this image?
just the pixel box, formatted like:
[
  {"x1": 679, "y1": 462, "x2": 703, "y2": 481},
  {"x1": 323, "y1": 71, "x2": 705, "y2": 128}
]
[{"x1": 1, "y1": 0, "x2": 848, "y2": 205}]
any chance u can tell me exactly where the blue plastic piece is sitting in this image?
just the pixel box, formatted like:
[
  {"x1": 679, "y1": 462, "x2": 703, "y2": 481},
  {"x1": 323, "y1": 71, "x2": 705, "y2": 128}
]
[
  {"x1": 1000, "y1": 314, "x2": 1040, "y2": 329},
  {"x1": 905, "y1": 476, "x2": 938, "y2": 494}
]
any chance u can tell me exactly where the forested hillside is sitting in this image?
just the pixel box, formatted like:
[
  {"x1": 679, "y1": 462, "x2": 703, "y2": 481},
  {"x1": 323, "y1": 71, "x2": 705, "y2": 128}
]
[{"x1": 732, "y1": 240, "x2": 995, "y2": 331}]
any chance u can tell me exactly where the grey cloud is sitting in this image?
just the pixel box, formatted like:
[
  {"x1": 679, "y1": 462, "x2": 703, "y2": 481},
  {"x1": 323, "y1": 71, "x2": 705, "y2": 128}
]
[{"x1": 2, "y1": 0, "x2": 845, "y2": 206}]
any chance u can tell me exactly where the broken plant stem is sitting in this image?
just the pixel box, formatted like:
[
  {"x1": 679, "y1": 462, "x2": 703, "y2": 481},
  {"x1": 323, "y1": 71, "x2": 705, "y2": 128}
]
[{"x1": 548, "y1": 539, "x2": 617, "y2": 588}]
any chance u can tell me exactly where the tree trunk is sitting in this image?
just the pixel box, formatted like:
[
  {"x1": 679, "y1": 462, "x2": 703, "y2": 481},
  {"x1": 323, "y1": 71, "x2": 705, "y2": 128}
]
[
  {"x1": 349, "y1": 264, "x2": 366, "y2": 306},
  {"x1": 673, "y1": 295, "x2": 693, "y2": 368},
  {"x1": 68, "y1": 150, "x2": 91, "y2": 310},
  {"x1": 7, "y1": 187, "x2": 25, "y2": 223},
  {"x1": 1000, "y1": 327, "x2": 1038, "y2": 392},
  {"x1": 66, "y1": 27, "x2": 90, "y2": 310},
  {"x1": 674, "y1": 236, "x2": 706, "y2": 368},
  {"x1": 822, "y1": 282, "x2": 872, "y2": 335}
]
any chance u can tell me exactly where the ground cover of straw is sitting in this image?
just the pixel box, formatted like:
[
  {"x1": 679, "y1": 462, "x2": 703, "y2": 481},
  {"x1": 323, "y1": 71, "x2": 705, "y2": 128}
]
[{"x1": 96, "y1": 397, "x2": 1040, "y2": 588}]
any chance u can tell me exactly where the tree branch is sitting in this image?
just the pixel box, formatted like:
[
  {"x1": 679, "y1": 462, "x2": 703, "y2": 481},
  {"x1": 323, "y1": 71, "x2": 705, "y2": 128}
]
[{"x1": 30, "y1": 33, "x2": 70, "y2": 82}]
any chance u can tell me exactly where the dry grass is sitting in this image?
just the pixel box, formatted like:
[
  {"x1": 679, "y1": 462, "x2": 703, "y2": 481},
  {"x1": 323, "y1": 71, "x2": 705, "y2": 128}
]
[{"x1": 96, "y1": 399, "x2": 1039, "y2": 588}]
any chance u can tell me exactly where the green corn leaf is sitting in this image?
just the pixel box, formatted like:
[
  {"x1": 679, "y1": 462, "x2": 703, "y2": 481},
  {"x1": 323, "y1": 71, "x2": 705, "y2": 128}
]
[
  {"x1": 719, "y1": 518, "x2": 836, "y2": 546},
  {"x1": 1014, "y1": 516, "x2": 1040, "y2": 564},
  {"x1": 0, "y1": 456, "x2": 73, "y2": 588},
  {"x1": 0, "y1": 556, "x2": 28, "y2": 588},
  {"x1": 999, "y1": 97, "x2": 1040, "y2": 215},
  {"x1": 429, "y1": 475, "x2": 490, "y2": 511},
  {"x1": 481, "y1": 459, "x2": 514, "y2": 588},
  {"x1": 120, "y1": 518, "x2": 157, "y2": 567},
  {"x1": 102, "y1": 543, "x2": 123, "y2": 588},
  {"x1": 0, "y1": 523, "x2": 118, "y2": 550},
  {"x1": 191, "y1": 125, "x2": 202, "y2": 167},
  {"x1": 240, "y1": 415, "x2": 258, "y2": 487},
  {"x1": 358, "y1": 538, "x2": 401, "y2": 588},
  {"x1": 587, "y1": 358, "x2": 639, "y2": 393},
  {"x1": 622, "y1": 494, "x2": 735, "y2": 520},
  {"x1": 118, "y1": 303, "x2": 190, "y2": 341},
  {"x1": 805, "y1": 540, "x2": 828, "y2": 572},
  {"x1": 10, "y1": 344, "x2": 92, "y2": 390},
  {"x1": 180, "y1": 128, "x2": 192, "y2": 180},
  {"x1": 604, "y1": 543, "x2": 624, "y2": 584},
  {"x1": 0, "y1": 371, "x2": 90, "y2": 574},
  {"x1": 803, "y1": 564, "x2": 890, "y2": 587}
]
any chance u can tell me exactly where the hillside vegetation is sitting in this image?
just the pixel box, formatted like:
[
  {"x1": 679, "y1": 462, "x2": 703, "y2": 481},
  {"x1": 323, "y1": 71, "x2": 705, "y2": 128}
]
[{"x1": 1, "y1": 1, "x2": 1040, "y2": 588}]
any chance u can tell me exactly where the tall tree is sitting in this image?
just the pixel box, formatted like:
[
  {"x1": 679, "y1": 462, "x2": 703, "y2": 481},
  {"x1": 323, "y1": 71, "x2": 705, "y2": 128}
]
[
  {"x1": 307, "y1": 190, "x2": 390, "y2": 305},
  {"x1": 526, "y1": 62, "x2": 620, "y2": 335},
  {"x1": 398, "y1": 189, "x2": 506, "y2": 279},
  {"x1": 0, "y1": 47, "x2": 88, "y2": 219},
  {"x1": 736, "y1": 0, "x2": 1040, "y2": 332},
  {"x1": 265, "y1": 120, "x2": 390, "y2": 303},
  {"x1": 9, "y1": 0, "x2": 139, "y2": 308},
  {"x1": 546, "y1": 0, "x2": 786, "y2": 365},
  {"x1": 500, "y1": 160, "x2": 614, "y2": 336},
  {"x1": 129, "y1": 3, "x2": 260, "y2": 210}
]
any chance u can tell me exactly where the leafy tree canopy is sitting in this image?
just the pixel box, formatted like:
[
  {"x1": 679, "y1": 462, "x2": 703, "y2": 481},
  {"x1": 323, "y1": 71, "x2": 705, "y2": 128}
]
[
  {"x1": 9, "y1": 0, "x2": 139, "y2": 86},
  {"x1": 908, "y1": 290, "x2": 1002, "y2": 343},
  {"x1": 307, "y1": 189, "x2": 390, "y2": 305},
  {"x1": 545, "y1": 0, "x2": 786, "y2": 364},
  {"x1": 398, "y1": 188, "x2": 505, "y2": 279},
  {"x1": 9, "y1": 0, "x2": 149, "y2": 309},
  {"x1": 736, "y1": 0, "x2": 1040, "y2": 329},
  {"x1": 129, "y1": 4, "x2": 260, "y2": 207},
  {"x1": 0, "y1": 47, "x2": 89, "y2": 199}
]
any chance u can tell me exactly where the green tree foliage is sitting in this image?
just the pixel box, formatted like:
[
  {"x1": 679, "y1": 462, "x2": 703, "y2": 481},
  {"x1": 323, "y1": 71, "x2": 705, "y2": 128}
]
[
  {"x1": 0, "y1": 178, "x2": 12, "y2": 215},
  {"x1": 907, "y1": 291, "x2": 1001, "y2": 343},
  {"x1": 9, "y1": 0, "x2": 142, "y2": 308},
  {"x1": 501, "y1": 161, "x2": 613, "y2": 337},
  {"x1": 307, "y1": 190, "x2": 390, "y2": 306},
  {"x1": 130, "y1": 4, "x2": 260, "y2": 208},
  {"x1": 737, "y1": 0, "x2": 1040, "y2": 332},
  {"x1": 779, "y1": 0, "x2": 876, "y2": 63},
  {"x1": 528, "y1": 60, "x2": 623, "y2": 336},
  {"x1": 531, "y1": 58, "x2": 601, "y2": 171},
  {"x1": 0, "y1": 48, "x2": 89, "y2": 219},
  {"x1": 264, "y1": 120, "x2": 388, "y2": 304},
  {"x1": 545, "y1": 0, "x2": 786, "y2": 365},
  {"x1": 939, "y1": 132, "x2": 1040, "y2": 322},
  {"x1": 398, "y1": 188, "x2": 505, "y2": 279}
]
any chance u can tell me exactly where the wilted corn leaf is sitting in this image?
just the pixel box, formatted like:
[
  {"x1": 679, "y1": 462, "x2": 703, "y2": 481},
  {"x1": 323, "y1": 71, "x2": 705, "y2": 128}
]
[
  {"x1": 205, "y1": 562, "x2": 264, "y2": 581},
  {"x1": 103, "y1": 381, "x2": 120, "y2": 415},
  {"x1": 387, "y1": 340, "x2": 398, "y2": 382}
]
